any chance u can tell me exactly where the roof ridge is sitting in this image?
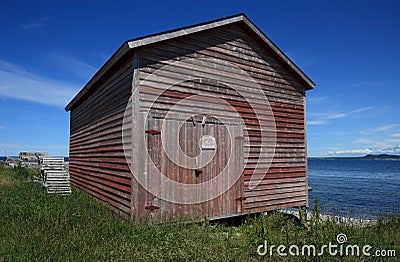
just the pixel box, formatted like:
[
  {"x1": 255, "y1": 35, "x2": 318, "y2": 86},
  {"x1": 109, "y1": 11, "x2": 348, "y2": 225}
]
[{"x1": 126, "y1": 13, "x2": 246, "y2": 45}]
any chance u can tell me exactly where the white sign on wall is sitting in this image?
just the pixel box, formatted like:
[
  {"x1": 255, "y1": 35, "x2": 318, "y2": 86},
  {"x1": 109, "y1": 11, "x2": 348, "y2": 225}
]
[{"x1": 200, "y1": 135, "x2": 216, "y2": 150}]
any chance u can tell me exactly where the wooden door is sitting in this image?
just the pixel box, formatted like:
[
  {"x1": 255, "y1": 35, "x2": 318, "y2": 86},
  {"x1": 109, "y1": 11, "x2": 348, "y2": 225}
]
[{"x1": 145, "y1": 115, "x2": 244, "y2": 219}]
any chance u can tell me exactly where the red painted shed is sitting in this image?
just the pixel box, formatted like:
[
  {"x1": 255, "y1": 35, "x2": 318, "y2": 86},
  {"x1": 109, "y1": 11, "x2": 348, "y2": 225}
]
[{"x1": 65, "y1": 14, "x2": 315, "y2": 220}]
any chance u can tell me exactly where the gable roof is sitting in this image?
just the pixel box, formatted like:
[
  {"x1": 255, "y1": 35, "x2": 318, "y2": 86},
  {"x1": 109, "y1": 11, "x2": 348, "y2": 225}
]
[{"x1": 65, "y1": 13, "x2": 315, "y2": 111}]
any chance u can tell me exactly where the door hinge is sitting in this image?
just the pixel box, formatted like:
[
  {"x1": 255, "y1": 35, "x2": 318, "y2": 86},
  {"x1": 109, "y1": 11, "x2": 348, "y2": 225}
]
[
  {"x1": 145, "y1": 205, "x2": 160, "y2": 211},
  {"x1": 145, "y1": 130, "x2": 161, "y2": 135}
]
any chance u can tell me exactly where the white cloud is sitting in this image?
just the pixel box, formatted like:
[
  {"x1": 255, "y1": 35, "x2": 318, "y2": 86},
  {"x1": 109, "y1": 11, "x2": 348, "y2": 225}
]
[
  {"x1": 307, "y1": 120, "x2": 327, "y2": 126},
  {"x1": 20, "y1": 115, "x2": 39, "y2": 121},
  {"x1": 20, "y1": 18, "x2": 48, "y2": 30},
  {"x1": 353, "y1": 138, "x2": 390, "y2": 149},
  {"x1": 354, "y1": 138, "x2": 375, "y2": 144},
  {"x1": 324, "y1": 145, "x2": 400, "y2": 156},
  {"x1": 47, "y1": 52, "x2": 97, "y2": 80},
  {"x1": 359, "y1": 124, "x2": 400, "y2": 135},
  {"x1": 328, "y1": 131, "x2": 357, "y2": 136},
  {"x1": 388, "y1": 140, "x2": 400, "y2": 145},
  {"x1": 308, "y1": 106, "x2": 372, "y2": 125},
  {"x1": 390, "y1": 133, "x2": 400, "y2": 137},
  {"x1": 351, "y1": 106, "x2": 373, "y2": 114},
  {"x1": 324, "y1": 148, "x2": 373, "y2": 156},
  {"x1": 309, "y1": 112, "x2": 347, "y2": 120},
  {"x1": 376, "y1": 145, "x2": 400, "y2": 154},
  {"x1": 326, "y1": 113, "x2": 348, "y2": 119},
  {"x1": 351, "y1": 81, "x2": 384, "y2": 87},
  {"x1": 307, "y1": 96, "x2": 326, "y2": 103},
  {"x1": 0, "y1": 60, "x2": 80, "y2": 107}
]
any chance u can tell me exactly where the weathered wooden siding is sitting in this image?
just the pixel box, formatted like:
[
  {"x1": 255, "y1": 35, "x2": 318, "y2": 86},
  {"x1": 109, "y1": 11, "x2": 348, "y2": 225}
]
[
  {"x1": 69, "y1": 55, "x2": 133, "y2": 215},
  {"x1": 136, "y1": 22, "x2": 307, "y2": 216}
]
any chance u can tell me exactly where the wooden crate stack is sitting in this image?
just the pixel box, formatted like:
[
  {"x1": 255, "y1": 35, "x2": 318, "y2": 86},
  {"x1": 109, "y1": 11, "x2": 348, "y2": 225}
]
[{"x1": 40, "y1": 158, "x2": 71, "y2": 195}]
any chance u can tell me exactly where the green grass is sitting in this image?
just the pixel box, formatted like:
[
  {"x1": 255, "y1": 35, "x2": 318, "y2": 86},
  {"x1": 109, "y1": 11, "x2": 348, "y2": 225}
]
[{"x1": 0, "y1": 163, "x2": 398, "y2": 261}]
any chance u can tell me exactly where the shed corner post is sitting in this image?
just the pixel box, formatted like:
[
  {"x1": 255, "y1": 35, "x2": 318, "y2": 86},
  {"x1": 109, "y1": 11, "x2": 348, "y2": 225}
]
[
  {"x1": 303, "y1": 90, "x2": 309, "y2": 209},
  {"x1": 131, "y1": 49, "x2": 141, "y2": 220}
]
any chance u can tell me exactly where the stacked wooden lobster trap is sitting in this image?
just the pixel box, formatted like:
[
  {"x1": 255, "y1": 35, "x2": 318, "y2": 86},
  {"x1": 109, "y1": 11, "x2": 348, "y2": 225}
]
[{"x1": 39, "y1": 158, "x2": 71, "y2": 195}]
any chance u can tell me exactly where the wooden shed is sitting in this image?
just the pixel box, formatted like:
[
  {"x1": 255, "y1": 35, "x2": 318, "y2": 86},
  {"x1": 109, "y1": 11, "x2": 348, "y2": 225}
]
[{"x1": 65, "y1": 14, "x2": 315, "y2": 220}]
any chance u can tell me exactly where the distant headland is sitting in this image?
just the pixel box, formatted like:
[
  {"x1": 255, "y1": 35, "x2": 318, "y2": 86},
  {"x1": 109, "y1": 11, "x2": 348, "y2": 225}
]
[{"x1": 309, "y1": 154, "x2": 400, "y2": 160}]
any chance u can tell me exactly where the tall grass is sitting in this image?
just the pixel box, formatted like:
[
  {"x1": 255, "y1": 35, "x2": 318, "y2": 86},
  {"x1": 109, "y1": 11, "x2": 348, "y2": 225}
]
[{"x1": 0, "y1": 163, "x2": 398, "y2": 261}]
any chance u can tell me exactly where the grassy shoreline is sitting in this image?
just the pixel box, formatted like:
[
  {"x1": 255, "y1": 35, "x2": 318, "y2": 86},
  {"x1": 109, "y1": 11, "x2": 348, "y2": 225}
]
[{"x1": 0, "y1": 163, "x2": 398, "y2": 261}]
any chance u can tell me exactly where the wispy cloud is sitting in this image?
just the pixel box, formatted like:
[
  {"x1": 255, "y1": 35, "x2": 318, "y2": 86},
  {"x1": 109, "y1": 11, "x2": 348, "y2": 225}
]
[
  {"x1": 20, "y1": 115, "x2": 39, "y2": 121},
  {"x1": 307, "y1": 96, "x2": 327, "y2": 104},
  {"x1": 359, "y1": 124, "x2": 400, "y2": 135},
  {"x1": 351, "y1": 134, "x2": 400, "y2": 151},
  {"x1": 329, "y1": 130, "x2": 358, "y2": 136},
  {"x1": 0, "y1": 126, "x2": 5, "y2": 130},
  {"x1": 308, "y1": 106, "x2": 373, "y2": 125},
  {"x1": 354, "y1": 138, "x2": 377, "y2": 144},
  {"x1": 307, "y1": 120, "x2": 327, "y2": 126},
  {"x1": 285, "y1": 49, "x2": 317, "y2": 68},
  {"x1": 47, "y1": 52, "x2": 97, "y2": 80},
  {"x1": 351, "y1": 81, "x2": 384, "y2": 87},
  {"x1": 351, "y1": 107, "x2": 373, "y2": 113},
  {"x1": 326, "y1": 113, "x2": 348, "y2": 119},
  {"x1": 20, "y1": 18, "x2": 48, "y2": 30},
  {"x1": 353, "y1": 138, "x2": 390, "y2": 149},
  {"x1": 0, "y1": 60, "x2": 79, "y2": 107},
  {"x1": 391, "y1": 133, "x2": 400, "y2": 137},
  {"x1": 308, "y1": 112, "x2": 346, "y2": 121}
]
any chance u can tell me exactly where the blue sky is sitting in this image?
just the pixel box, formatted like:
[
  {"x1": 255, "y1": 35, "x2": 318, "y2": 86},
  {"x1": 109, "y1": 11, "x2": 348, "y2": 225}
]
[{"x1": 0, "y1": 0, "x2": 399, "y2": 157}]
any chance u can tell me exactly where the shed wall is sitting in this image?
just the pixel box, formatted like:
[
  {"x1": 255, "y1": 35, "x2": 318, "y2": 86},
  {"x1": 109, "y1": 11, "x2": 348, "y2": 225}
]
[{"x1": 69, "y1": 55, "x2": 133, "y2": 214}]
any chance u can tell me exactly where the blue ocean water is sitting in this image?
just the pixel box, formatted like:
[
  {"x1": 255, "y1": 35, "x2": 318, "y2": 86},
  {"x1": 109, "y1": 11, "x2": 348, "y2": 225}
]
[{"x1": 308, "y1": 159, "x2": 400, "y2": 218}]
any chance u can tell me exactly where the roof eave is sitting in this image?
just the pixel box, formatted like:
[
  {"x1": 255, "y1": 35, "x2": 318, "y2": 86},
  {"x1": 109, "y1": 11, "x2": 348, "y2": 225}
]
[
  {"x1": 65, "y1": 42, "x2": 130, "y2": 111},
  {"x1": 240, "y1": 16, "x2": 315, "y2": 90}
]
